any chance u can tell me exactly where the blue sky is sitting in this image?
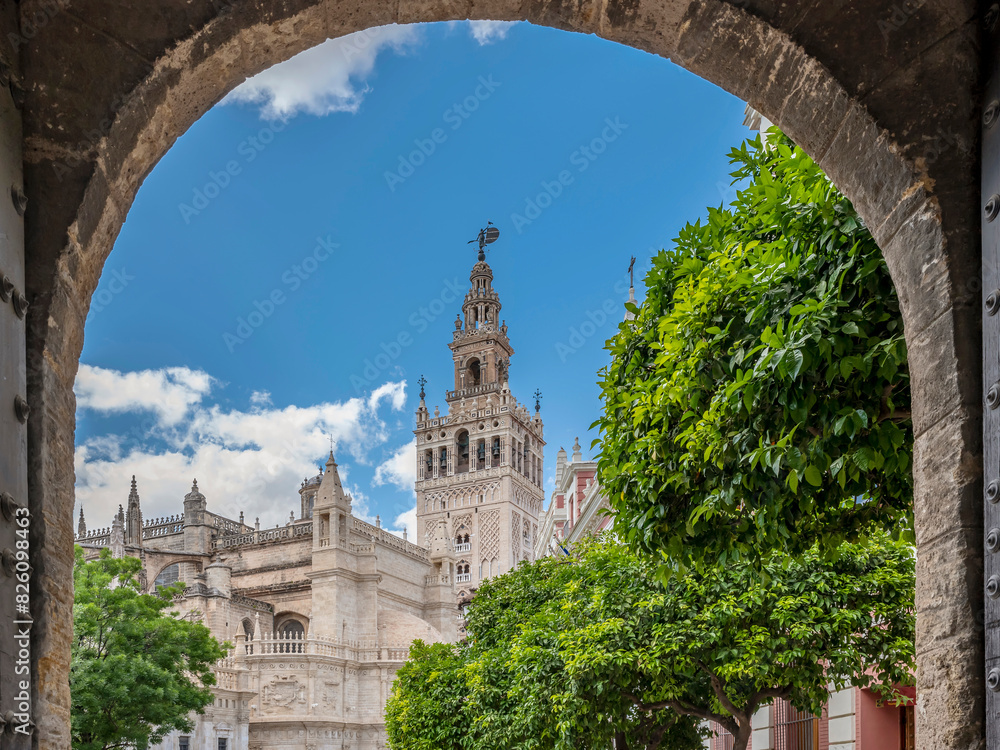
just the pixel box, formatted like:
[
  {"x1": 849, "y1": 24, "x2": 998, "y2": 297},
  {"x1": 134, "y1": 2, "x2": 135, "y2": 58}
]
[{"x1": 75, "y1": 20, "x2": 754, "y2": 536}]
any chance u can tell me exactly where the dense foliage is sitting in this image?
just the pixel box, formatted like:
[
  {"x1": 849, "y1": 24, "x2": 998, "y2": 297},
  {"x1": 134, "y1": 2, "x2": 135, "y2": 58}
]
[
  {"x1": 71, "y1": 547, "x2": 229, "y2": 750},
  {"x1": 386, "y1": 537, "x2": 915, "y2": 750},
  {"x1": 594, "y1": 134, "x2": 912, "y2": 569}
]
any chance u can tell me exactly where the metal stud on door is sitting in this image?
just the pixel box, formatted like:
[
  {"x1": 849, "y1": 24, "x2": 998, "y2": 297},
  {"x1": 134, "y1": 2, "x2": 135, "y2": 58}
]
[{"x1": 985, "y1": 21, "x2": 1000, "y2": 746}]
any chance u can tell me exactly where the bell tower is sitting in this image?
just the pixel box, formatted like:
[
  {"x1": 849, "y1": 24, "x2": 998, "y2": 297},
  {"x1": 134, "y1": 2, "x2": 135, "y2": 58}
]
[{"x1": 415, "y1": 229, "x2": 544, "y2": 596}]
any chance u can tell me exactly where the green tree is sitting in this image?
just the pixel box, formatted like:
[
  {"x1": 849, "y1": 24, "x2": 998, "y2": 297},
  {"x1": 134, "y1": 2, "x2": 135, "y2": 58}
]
[
  {"x1": 387, "y1": 551, "x2": 703, "y2": 750},
  {"x1": 594, "y1": 133, "x2": 912, "y2": 570},
  {"x1": 389, "y1": 537, "x2": 913, "y2": 749},
  {"x1": 385, "y1": 641, "x2": 471, "y2": 750},
  {"x1": 512, "y1": 537, "x2": 914, "y2": 750},
  {"x1": 71, "y1": 547, "x2": 229, "y2": 750}
]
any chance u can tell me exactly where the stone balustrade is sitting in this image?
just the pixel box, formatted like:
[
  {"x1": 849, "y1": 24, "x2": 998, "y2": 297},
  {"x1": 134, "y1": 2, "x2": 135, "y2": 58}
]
[
  {"x1": 75, "y1": 529, "x2": 111, "y2": 546},
  {"x1": 445, "y1": 381, "x2": 503, "y2": 400},
  {"x1": 211, "y1": 522, "x2": 313, "y2": 551},
  {"x1": 351, "y1": 518, "x2": 429, "y2": 562},
  {"x1": 241, "y1": 631, "x2": 414, "y2": 664},
  {"x1": 143, "y1": 514, "x2": 184, "y2": 538}
]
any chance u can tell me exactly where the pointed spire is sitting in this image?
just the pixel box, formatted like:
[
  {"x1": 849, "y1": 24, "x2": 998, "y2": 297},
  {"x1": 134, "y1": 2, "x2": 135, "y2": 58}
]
[
  {"x1": 77, "y1": 506, "x2": 87, "y2": 538},
  {"x1": 185, "y1": 478, "x2": 205, "y2": 500},
  {"x1": 110, "y1": 510, "x2": 124, "y2": 557},
  {"x1": 126, "y1": 476, "x2": 143, "y2": 546},
  {"x1": 316, "y1": 450, "x2": 351, "y2": 512},
  {"x1": 625, "y1": 256, "x2": 637, "y2": 321},
  {"x1": 572, "y1": 437, "x2": 582, "y2": 463}
]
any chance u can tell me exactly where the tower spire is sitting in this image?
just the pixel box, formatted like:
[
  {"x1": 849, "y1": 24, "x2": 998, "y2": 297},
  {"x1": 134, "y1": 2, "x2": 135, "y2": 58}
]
[
  {"x1": 126, "y1": 475, "x2": 142, "y2": 546},
  {"x1": 625, "y1": 256, "x2": 638, "y2": 321},
  {"x1": 77, "y1": 505, "x2": 87, "y2": 538}
]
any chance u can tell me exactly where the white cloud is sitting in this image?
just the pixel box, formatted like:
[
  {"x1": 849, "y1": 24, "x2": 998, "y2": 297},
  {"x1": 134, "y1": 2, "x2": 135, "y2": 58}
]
[
  {"x1": 373, "y1": 440, "x2": 416, "y2": 493},
  {"x1": 75, "y1": 364, "x2": 214, "y2": 425},
  {"x1": 74, "y1": 365, "x2": 411, "y2": 532},
  {"x1": 369, "y1": 381, "x2": 407, "y2": 413},
  {"x1": 250, "y1": 390, "x2": 272, "y2": 407},
  {"x1": 468, "y1": 21, "x2": 516, "y2": 45},
  {"x1": 394, "y1": 507, "x2": 417, "y2": 540},
  {"x1": 225, "y1": 24, "x2": 421, "y2": 121}
]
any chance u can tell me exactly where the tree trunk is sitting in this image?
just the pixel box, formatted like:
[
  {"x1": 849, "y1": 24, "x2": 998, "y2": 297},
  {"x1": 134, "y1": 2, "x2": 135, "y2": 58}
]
[
  {"x1": 614, "y1": 730, "x2": 629, "y2": 750},
  {"x1": 732, "y1": 721, "x2": 753, "y2": 750}
]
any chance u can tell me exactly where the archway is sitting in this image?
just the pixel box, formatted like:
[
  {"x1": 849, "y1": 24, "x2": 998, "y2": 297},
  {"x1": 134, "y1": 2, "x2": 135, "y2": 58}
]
[{"x1": 17, "y1": 2, "x2": 980, "y2": 748}]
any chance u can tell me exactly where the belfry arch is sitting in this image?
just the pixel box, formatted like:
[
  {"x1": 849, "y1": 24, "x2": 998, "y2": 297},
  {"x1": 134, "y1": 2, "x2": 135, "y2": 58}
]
[{"x1": 9, "y1": 1, "x2": 982, "y2": 748}]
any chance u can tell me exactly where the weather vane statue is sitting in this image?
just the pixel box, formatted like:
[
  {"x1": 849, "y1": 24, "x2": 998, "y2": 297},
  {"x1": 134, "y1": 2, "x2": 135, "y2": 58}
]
[
  {"x1": 418, "y1": 374, "x2": 427, "y2": 400},
  {"x1": 534, "y1": 389, "x2": 542, "y2": 412},
  {"x1": 628, "y1": 256, "x2": 636, "y2": 289},
  {"x1": 468, "y1": 221, "x2": 500, "y2": 261}
]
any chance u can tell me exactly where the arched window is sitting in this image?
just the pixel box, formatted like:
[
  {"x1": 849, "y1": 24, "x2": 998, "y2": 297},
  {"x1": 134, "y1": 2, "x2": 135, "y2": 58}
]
[
  {"x1": 154, "y1": 563, "x2": 179, "y2": 591},
  {"x1": 242, "y1": 618, "x2": 254, "y2": 640},
  {"x1": 455, "y1": 430, "x2": 470, "y2": 473},
  {"x1": 467, "y1": 358, "x2": 481, "y2": 385}
]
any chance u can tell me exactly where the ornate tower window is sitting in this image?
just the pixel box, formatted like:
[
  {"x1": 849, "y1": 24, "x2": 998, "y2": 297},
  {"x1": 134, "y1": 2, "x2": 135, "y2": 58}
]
[
  {"x1": 456, "y1": 430, "x2": 470, "y2": 473},
  {"x1": 467, "y1": 358, "x2": 481, "y2": 386}
]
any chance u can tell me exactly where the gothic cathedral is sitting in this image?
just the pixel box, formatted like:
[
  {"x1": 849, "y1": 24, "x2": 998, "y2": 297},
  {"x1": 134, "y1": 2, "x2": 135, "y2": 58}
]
[{"x1": 74, "y1": 250, "x2": 546, "y2": 750}]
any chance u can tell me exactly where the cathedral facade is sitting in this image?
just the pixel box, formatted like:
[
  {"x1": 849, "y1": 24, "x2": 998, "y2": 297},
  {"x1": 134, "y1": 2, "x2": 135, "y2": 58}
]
[{"x1": 74, "y1": 256, "x2": 542, "y2": 750}]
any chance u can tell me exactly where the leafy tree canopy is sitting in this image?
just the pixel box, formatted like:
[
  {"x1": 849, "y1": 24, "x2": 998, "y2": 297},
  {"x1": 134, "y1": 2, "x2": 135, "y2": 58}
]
[
  {"x1": 385, "y1": 641, "x2": 471, "y2": 750},
  {"x1": 594, "y1": 133, "x2": 912, "y2": 570},
  {"x1": 71, "y1": 547, "x2": 229, "y2": 750},
  {"x1": 386, "y1": 536, "x2": 914, "y2": 750}
]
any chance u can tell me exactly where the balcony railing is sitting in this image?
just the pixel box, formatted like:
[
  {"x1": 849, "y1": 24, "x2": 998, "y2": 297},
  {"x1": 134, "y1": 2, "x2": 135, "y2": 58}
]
[
  {"x1": 240, "y1": 631, "x2": 414, "y2": 663},
  {"x1": 456, "y1": 573, "x2": 472, "y2": 583},
  {"x1": 455, "y1": 542, "x2": 471, "y2": 552},
  {"x1": 446, "y1": 381, "x2": 502, "y2": 400}
]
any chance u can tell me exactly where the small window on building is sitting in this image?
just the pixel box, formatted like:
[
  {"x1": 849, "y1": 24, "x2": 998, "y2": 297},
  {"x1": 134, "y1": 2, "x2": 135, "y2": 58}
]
[
  {"x1": 179, "y1": 737, "x2": 190, "y2": 750},
  {"x1": 775, "y1": 700, "x2": 819, "y2": 750},
  {"x1": 218, "y1": 739, "x2": 228, "y2": 750}
]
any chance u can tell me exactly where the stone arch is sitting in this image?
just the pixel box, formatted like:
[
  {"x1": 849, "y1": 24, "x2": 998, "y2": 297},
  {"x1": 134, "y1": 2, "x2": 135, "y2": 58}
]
[
  {"x1": 273, "y1": 611, "x2": 309, "y2": 652},
  {"x1": 151, "y1": 562, "x2": 179, "y2": 590},
  {"x1": 274, "y1": 611, "x2": 309, "y2": 635},
  {"x1": 466, "y1": 357, "x2": 482, "y2": 385},
  {"x1": 19, "y1": 1, "x2": 981, "y2": 747},
  {"x1": 143, "y1": 553, "x2": 206, "y2": 594}
]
